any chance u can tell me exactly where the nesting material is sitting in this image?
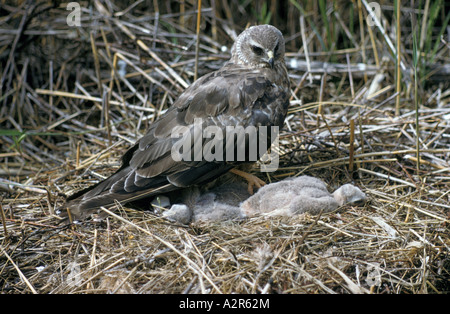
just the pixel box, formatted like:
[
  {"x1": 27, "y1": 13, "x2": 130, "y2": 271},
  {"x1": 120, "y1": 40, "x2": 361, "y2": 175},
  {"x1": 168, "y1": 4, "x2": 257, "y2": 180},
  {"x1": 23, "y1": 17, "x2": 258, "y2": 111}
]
[
  {"x1": 163, "y1": 176, "x2": 367, "y2": 224},
  {"x1": 1, "y1": 0, "x2": 449, "y2": 295}
]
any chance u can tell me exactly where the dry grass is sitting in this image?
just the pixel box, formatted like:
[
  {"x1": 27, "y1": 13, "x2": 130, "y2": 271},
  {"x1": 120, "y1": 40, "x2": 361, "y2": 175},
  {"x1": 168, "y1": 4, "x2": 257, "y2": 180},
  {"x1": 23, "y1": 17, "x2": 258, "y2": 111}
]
[{"x1": 0, "y1": 0, "x2": 449, "y2": 294}]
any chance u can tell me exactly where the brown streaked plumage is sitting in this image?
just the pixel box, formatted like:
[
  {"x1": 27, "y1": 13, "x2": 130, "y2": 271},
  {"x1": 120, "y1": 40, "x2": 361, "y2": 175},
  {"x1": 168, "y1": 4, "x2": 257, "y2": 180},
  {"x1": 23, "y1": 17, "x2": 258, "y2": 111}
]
[{"x1": 61, "y1": 25, "x2": 290, "y2": 221}]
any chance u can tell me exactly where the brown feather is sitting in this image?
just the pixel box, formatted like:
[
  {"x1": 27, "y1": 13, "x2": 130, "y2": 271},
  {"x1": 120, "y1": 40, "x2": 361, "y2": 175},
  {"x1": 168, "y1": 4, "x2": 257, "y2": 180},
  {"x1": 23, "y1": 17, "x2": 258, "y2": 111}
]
[{"x1": 60, "y1": 25, "x2": 290, "y2": 221}]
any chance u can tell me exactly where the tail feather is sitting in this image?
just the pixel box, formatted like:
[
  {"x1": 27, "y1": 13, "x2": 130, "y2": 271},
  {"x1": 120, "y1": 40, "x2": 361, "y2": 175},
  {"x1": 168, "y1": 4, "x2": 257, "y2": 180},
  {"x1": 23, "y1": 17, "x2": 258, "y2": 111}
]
[
  {"x1": 61, "y1": 184, "x2": 172, "y2": 221},
  {"x1": 58, "y1": 166, "x2": 174, "y2": 221}
]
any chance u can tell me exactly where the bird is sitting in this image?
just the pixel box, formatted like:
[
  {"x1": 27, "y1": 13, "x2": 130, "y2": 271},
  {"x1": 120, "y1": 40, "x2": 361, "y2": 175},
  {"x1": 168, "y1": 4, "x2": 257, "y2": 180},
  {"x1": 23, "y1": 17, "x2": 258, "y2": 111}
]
[
  {"x1": 161, "y1": 176, "x2": 367, "y2": 224},
  {"x1": 240, "y1": 176, "x2": 367, "y2": 217},
  {"x1": 60, "y1": 25, "x2": 291, "y2": 221},
  {"x1": 162, "y1": 181, "x2": 250, "y2": 224}
]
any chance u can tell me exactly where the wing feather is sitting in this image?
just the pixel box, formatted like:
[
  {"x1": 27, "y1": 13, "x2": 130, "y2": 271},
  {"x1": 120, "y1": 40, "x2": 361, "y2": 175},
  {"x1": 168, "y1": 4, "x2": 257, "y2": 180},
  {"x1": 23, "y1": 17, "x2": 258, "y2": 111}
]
[{"x1": 63, "y1": 62, "x2": 289, "y2": 220}]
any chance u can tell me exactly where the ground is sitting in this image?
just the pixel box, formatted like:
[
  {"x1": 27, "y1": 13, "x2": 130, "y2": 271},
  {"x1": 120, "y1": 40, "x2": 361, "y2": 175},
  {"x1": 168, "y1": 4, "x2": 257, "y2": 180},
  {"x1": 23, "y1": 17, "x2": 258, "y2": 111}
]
[{"x1": 0, "y1": 0, "x2": 449, "y2": 294}]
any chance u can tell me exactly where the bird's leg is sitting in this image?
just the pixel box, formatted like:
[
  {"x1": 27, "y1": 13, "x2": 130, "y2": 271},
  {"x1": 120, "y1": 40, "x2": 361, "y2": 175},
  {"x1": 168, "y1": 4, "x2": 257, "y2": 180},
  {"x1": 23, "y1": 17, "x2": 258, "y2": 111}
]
[{"x1": 229, "y1": 168, "x2": 265, "y2": 195}]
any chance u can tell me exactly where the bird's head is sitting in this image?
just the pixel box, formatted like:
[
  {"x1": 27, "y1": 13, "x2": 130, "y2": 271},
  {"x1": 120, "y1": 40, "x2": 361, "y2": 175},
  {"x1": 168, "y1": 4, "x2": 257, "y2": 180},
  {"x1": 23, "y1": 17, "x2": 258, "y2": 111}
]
[{"x1": 231, "y1": 25, "x2": 285, "y2": 69}]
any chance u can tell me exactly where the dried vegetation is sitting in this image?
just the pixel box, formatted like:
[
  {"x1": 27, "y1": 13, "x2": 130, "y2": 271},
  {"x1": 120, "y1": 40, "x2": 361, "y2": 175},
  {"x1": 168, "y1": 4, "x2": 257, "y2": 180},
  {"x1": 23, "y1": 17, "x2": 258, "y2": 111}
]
[{"x1": 0, "y1": 0, "x2": 449, "y2": 293}]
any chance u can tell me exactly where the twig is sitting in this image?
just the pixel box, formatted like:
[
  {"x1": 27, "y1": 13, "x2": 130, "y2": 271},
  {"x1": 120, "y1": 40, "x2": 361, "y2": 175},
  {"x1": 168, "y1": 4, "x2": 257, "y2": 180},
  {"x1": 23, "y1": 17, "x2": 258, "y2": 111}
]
[
  {"x1": 113, "y1": 19, "x2": 189, "y2": 89},
  {"x1": 395, "y1": 0, "x2": 401, "y2": 116},
  {"x1": 2, "y1": 248, "x2": 38, "y2": 294},
  {"x1": 300, "y1": 15, "x2": 313, "y2": 84},
  {"x1": 99, "y1": 206, "x2": 222, "y2": 294},
  {"x1": 0, "y1": 203, "x2": 8, "y2": 237},
  {"x1": 35, "y1": 89, "x2": 122, "y2": 106},
  {"x1": 194, "y1": 0, "x2": 202, "y2": 81},
  {"x1": 90, "y1": 31, "x2": 103, "y2": 96},
  {"x1": 357, "y1": 0, "x2": 368, "y2": 83},
  {"x1": 327, "y1": 261, "x2": 370, "y2": 294},
  {"x1": 349, "y1": 119, "x2": 355, "y2": 173}
]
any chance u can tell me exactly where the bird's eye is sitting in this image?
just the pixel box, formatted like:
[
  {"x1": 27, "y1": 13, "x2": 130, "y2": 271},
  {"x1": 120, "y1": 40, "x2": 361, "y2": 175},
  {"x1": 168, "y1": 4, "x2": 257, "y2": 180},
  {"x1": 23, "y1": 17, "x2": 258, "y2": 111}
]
[
  {"x1": 251, "y1": 45, "x2": 264, "y2": 55},
  {"x1": 274, "y1": 43, "x2": 279, "y2": 53}
]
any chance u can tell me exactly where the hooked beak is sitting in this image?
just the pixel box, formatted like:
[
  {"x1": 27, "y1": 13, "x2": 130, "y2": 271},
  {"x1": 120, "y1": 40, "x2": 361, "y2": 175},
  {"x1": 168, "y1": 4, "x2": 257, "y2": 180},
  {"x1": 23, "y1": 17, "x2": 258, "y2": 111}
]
[{"x1": 267, "y1": 50, "x2": 274, "y2": 68}]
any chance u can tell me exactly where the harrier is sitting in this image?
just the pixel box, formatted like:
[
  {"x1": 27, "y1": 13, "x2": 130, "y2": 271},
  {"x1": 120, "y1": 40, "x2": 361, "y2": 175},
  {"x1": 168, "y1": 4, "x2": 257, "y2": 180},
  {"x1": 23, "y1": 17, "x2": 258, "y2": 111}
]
[{"x1": 61, "y1": 25, "x2": 290, "y2": 221}]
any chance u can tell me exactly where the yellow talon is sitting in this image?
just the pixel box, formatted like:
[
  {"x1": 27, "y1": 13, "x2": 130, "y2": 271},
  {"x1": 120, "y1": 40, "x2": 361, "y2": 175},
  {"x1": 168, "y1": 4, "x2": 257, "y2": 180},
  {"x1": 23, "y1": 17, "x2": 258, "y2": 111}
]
[{"x1": 230, "y1": 168, "x2": 266, "y2": 195}]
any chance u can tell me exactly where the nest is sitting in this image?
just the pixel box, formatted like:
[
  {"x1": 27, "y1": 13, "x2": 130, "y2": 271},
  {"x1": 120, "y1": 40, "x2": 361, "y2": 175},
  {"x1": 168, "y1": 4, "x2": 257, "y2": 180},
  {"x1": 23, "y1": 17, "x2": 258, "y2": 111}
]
[{"x1": 0, "y1": 1, "x2": 449, "y2": 294}]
